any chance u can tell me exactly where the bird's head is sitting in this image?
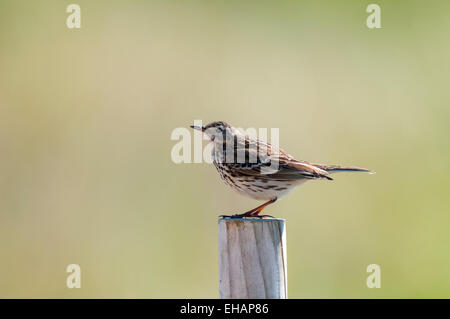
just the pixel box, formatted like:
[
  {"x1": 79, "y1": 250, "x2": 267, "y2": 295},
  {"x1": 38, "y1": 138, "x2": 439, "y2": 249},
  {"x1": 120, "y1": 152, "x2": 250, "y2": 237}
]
[{"x1": 190, "y1": 121, "x2": 235, "y2": 142}]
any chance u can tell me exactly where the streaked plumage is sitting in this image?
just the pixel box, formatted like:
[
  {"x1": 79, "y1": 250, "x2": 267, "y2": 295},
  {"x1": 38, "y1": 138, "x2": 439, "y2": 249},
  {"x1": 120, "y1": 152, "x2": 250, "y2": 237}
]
[{"x1": 191, "y1": 121, "x2": 374, "y2": 218}]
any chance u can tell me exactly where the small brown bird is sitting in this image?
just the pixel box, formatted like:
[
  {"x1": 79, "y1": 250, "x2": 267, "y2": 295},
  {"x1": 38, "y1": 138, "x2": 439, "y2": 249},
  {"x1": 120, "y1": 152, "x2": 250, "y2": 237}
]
[{"x1": 191, "y1": 121, "x2": 374, "y2": 218}]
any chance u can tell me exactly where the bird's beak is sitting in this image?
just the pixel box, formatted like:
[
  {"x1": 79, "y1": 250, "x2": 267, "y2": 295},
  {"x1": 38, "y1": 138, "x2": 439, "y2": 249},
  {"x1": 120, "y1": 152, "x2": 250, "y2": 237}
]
[{"x1": 190, "y1": 125, "x2": 205, "y2": 131}]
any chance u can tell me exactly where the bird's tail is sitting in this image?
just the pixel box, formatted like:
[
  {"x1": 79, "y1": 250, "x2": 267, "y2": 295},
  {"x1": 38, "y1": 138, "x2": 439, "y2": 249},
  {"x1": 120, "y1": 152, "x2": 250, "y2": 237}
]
[{"x1": 313, "y1": 164, "x2": 375, "y2": 174}]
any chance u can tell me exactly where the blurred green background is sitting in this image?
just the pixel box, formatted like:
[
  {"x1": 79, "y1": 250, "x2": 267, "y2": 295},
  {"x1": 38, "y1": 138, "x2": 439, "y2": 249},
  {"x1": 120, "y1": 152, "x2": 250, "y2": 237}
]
[{"x1": 1, "y1": 0, "x2": 449, "y2": 298}]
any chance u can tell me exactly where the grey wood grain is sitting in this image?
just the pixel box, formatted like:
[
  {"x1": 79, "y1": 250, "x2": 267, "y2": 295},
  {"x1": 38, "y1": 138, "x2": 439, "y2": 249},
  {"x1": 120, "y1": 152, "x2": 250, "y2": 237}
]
[{"x1": 218, "y1": 218, "x2": 287, "y2": 299}]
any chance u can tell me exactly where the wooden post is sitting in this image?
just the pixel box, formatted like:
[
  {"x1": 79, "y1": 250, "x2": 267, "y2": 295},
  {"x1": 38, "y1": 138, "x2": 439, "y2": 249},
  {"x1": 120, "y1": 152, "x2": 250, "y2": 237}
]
[{"x1": 218, "y1": 218, "x2": 287, "y2": 299}]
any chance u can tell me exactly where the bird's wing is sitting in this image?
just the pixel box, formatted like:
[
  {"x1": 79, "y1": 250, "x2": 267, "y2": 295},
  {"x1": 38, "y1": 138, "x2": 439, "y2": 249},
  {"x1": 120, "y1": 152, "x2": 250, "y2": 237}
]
[
  {"x1": 283, "y1": 160, "x2": 333, "y2": 180},
  {"x1": 225, "y1": 140, "x2": 332, "y2": 181}
]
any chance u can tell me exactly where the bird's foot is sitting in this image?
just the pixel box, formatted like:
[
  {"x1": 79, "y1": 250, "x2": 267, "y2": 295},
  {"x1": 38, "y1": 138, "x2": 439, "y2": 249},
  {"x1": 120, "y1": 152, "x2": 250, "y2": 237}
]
[
  {"x1": 219, "y1": 213, "x2": 251, "y2": 219},
  {"x1": 219, "y1": 213, "x2": 274, "y2": 219}
]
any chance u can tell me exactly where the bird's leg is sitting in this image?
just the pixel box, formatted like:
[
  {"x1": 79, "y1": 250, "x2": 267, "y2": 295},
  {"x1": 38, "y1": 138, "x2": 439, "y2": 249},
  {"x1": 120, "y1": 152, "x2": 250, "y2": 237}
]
[
  {"x1": 220, "y1": 198, "x2": 277, "y2": 219},
  {"x1": 248, "y1": 198, "x2": 277, "y2": 218}
]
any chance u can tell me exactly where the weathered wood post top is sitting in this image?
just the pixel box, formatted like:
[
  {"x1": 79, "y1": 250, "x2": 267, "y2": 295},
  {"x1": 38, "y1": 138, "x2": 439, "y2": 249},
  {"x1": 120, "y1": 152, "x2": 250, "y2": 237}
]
[{"x1": 218, "y1": 218, "x2": 287, "y2": 299}]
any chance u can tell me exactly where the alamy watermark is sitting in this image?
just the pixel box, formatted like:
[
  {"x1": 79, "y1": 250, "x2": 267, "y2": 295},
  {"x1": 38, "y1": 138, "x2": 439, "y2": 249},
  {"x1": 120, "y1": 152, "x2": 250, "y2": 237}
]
[
  {"x1": 66, "y1": 264, "x2": 81, "y2": 288},
  {"x1": 171, "y1": 120, "x2": 281, "y2": 173},
  {"x1": 66, "y1": 4, "x2": 81, "y2": 29},
  {"x1": 366, "y1": 4, "x2": 381, "y2": 29},
  {"x1": 366, "y1": 264, "x2": 381, "y2": 288}
]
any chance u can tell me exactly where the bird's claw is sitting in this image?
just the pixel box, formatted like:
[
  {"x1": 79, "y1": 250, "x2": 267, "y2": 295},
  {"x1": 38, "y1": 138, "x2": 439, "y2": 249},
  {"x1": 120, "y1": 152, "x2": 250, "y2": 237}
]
[
  {"x1": 219, "y1": 214, "x2": 249, "y2": 219},
  {"x1": 219, "y1": 214, "x2": 274, "y2": 219}
]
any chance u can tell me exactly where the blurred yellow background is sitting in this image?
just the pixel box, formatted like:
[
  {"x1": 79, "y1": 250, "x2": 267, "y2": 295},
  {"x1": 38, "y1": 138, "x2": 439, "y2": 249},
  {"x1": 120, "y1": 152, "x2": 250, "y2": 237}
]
[{"x1": 1, "y1": 0, "x2": 449, "y2": 298}]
